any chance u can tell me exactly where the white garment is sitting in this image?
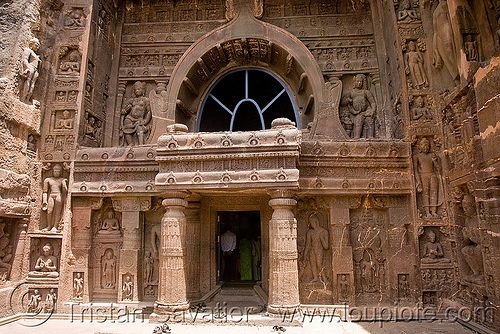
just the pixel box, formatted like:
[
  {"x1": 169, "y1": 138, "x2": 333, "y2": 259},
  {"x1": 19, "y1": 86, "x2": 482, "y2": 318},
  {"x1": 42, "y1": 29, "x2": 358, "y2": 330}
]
[{"x1": 221, "y1": 230, "x2": 237, "y2": 252}]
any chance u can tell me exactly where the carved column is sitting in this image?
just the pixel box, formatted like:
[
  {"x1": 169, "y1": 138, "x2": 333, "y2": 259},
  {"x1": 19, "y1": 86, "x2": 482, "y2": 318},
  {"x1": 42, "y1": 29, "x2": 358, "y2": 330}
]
[
  {"x1": 267, "y1": 189, "x2": 300, "y2": 315},
  {"x1": 113, "y1": 197, "x2": 150, "y2": 303},
  {"x1": 154, "y1": 192, "x2": 190, "y2": 314},
  {"x1": 112, "y1": 82, "x2": 126, "y2": 146},
  {"x1": 185, "y1": 196, "x2": 201, "y2": 299}
]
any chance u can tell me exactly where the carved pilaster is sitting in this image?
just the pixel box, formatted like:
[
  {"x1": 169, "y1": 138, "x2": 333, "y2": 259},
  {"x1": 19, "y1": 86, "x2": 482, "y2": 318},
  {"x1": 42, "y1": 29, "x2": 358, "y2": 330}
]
[
  {"x1": 70, "y1": 197, "x2": 102, "y2": 303},
  {"x1": 185, "y1": 197, "x2": 201, "y2": 299},
  {"x1": 267, "y1": 189, "x2": 300, "y2": 315},
  {"x1": 112, "y1": 197, "x2": 150, "y2": 303},
  {"x1": 154, "y1": 192, "x2": 190, "y2": 314}
]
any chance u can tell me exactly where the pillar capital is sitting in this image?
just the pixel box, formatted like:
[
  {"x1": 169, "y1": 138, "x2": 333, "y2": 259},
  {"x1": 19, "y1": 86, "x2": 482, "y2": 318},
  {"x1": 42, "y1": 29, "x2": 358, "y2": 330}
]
[{"x1": 267, "y1": 188, "x2": 297, "y2": 200}]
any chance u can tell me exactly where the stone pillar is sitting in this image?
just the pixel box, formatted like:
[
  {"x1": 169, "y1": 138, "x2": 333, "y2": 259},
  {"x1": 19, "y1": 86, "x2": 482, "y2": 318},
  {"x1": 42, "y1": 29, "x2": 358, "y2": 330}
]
[
  {"x1": 113, "y1": 197, "x2": 150, "y2": 303},
  {"x1": 267, "y1": 189, "x2": 300, "y2": 315},
  {"x1": 154, "y1": 192, "x2": 190, "y2": 314},
  {"x1": 185, "y1": 196, "x2": 201, "y2": 299}
]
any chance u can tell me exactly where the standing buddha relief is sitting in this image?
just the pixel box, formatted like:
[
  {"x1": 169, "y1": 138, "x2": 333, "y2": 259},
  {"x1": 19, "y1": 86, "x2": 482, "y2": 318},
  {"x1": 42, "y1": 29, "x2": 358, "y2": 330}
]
[
  {"x1": 303, "y1": 212, "x2": 329, "y2": 283},
  {"x1": 404, "y1": 40, "x2": 429, "y2": 90},
  {"x1": 413, "y1": 137, "x2": 444, "y2": 219},
  {"x1": 432, "y1": 0, "x2": 460, "y2": 85}
]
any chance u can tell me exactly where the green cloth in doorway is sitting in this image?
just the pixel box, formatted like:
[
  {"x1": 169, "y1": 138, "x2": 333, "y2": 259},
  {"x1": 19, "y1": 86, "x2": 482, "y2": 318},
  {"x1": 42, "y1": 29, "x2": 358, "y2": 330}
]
[{"x1": 239, "y1": 238, "x2": 253, "y2": 281}]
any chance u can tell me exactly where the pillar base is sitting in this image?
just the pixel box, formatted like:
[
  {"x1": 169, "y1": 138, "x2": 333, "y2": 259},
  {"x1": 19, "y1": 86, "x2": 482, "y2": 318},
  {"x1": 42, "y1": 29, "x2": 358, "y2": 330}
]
[
  {"x1": 267, "y1": 304, "x2": 301, "y2": 316},
  {"x1": 154, "y1": 301, "x2": 190, "y2": 314}
]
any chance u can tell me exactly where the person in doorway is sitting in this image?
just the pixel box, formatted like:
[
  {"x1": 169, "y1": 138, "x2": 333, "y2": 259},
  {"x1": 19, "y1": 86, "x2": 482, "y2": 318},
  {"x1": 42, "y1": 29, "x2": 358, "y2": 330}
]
[
  {"x1": 221, "y1": 227, "x2": 237, "y2": 281},
  {"x1": 251, "y1": 235, "x2": 261, "y2": 281},
  {"x1": 239, "y1": 234, "x2": 252, "y2": 281}
]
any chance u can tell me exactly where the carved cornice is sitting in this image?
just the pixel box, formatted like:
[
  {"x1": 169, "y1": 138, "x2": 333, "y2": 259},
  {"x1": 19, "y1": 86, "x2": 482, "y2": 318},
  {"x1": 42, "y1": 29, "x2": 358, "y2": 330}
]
[{"x1": 156, "y1": 124, "x2": 301, "y2": 191}]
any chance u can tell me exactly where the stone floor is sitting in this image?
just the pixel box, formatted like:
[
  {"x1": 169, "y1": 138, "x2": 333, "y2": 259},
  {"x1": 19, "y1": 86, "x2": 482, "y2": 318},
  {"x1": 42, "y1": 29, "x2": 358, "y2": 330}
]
[{"x1": 0, "y1": 315, "x2": 474, "y2": 333}]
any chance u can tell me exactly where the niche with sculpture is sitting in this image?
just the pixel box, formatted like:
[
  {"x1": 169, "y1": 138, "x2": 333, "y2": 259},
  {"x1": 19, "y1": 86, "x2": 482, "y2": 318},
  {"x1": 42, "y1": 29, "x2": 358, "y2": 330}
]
[
  {"x1": 26, "y1": 288, "x2": 58, "y2": 314},
  {"x1": 339, "y1": 74, "x2": 379, "y2": 139},
  {"x1": 92, "y1": 201, "x2": 122, "y2": 239},
  {"x1": 412, "y1": 136, "x2": 444, "y2": 220},
  {"x1": 418, "y1": 227, "x2": 454, "y2": 300},
  {"x1": 350, "y1": 207, "x2": 388, "y2": 302},
  {"x1": 119, "y1": 81, "x2": 155, "y2": 146},
  {"x1": 297, "y1": 205, "x2": 332, "y2": 304},
  {"x1": 142, "y1": 201, "x2": 164, "y2": 300},
  {"x1": 28, "y1": 238, "x2": 61, "y2": 280},
  {"x1": 40, "y1": 163, "x2": 69, "y2": 232},
  {"x1": 460, "y1": 227, "x2": 485, "y2": 286},
  {"x1": 0, "y1": 219, "x2": 18, "y2": 283},
  {"x1": 91, "y1": 243, "x2": 120, "y2": 301}
]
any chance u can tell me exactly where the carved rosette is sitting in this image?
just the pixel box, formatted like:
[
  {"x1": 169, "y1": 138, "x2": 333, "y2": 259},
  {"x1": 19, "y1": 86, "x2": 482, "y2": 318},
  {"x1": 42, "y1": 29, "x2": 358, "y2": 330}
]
[
  {"x1": 267, "y1": 189, "x2": 300, "y2": 315},
  {"x1": 154, "y1": 192, "x2": 189, "y2": 314}
]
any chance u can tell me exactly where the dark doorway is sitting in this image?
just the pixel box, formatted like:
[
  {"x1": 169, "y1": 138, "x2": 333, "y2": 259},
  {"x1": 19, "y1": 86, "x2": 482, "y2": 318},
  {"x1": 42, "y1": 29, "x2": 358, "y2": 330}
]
[{"x1": 217, "y1": 211, "x2": 261, "y2": 283}]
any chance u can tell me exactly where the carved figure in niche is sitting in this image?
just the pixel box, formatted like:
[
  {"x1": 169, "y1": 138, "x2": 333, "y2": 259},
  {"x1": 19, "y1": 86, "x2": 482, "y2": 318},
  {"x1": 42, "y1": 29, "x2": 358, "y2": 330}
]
[
  {"x1": 338, "y1": 274, "x2": 349, "y2": 300},
  {"x1": 421, "y1": 230, "x2": 451, "y2": 263},
  {"x1": 150, "y1": 224, "x2": 161, "y2": 258},
  {"x1": 397, "y1": 0, "x2": 419, "y2": 23},
  {"x1": 120, "y1": 81, "x2": 152, "y2": 146},
  {"x1": 99, "y1": 210, "x2": 120, "y2": 233},
  {"x1": 361, "y1": 250, "x2": 377, "y2": 293},
  {"x1": 398, "y1": 275, "x2": 410, "y2": 300},
  {"x1": 29, "y1": 243, "x2": 59, "y2": 278},
  {"x1": 44, "y1": 288, "x2": 56, "y2": 312},
  {"x1": 392, "y1": 96, "x2": 405, "y2": 139},
  {"x1": 42, "y1": 163, "x2": 68, "y2": 231},
  {"x1": 56, "y1": 110, "x2": 73, "y2": 129},
  {"x1": 144, "y1": 250, "x2": 154, "y2": 284},
  {"x1": 461, "y1": 229, "x2": 485, "y2": 285},
  {"x1": 304, "y1": 212, "x2": 329, "y2": 283},
  {"x1": 462, "y1": 190, "x2": 476, "y2": 218},
  {"x1": 20, "y1": 38, "x2": 41, "y2": 102},
  {"x1": 27, "y1": 289, "x2": 42, "y2": 313},
  {"x1": 340, "y1": 109, "x2": 354, "y2": 137},
  {"x1": 122, "y1": 275, "x2": 133, "y2": 301},
  {"x1": 102, "y1": 249, "x2": 116, "y2": 288},
  {"x1": 412, "y1": 96, "x2": 432, "y2": 121},
  {"x1": 432, "y1": 0, "x2": 460, "y2": 84},
  {"x1": 413, "y1": 137, "x2": 443, "y2": 219},
  {"x1": 65, "y1": 8, "x2": 85, "y2": 28},
  {"x1": 341, "y1": 74, "x2": 377, "y2": 139},
  {"x1": 55, "y1": 91, "x2": 66, "y2": 101},
  {"x1": 27, "y1": 134, "x2": 36, "y2": 152},
  {"x1": 59, "y1": 50, "x2": 81, "y2": 74},
  {"x1": 84, "y1": 112, "x2": 97, "y2": 140},
  {"x1": 405, "y1": 41, "x2": 428, "y2": 89},
  {"x1": 68, "y1": 90, "x2": 78, "y2": 102},
  {"x1": 73, "y1": 272, "x2": 83, "y2": 299},
  {"x1": 464, "y1": 35, "x2": 478, "y2": 61},
  {"x1": 0, "y1": 232, "x2": 13, "y2": 280}
]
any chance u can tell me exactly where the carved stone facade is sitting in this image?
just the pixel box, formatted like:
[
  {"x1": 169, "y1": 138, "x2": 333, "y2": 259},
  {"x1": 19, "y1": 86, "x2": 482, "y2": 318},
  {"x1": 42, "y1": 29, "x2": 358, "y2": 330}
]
[{"x1": 0, "y1": 0, "x2": 499, "y2": 331}]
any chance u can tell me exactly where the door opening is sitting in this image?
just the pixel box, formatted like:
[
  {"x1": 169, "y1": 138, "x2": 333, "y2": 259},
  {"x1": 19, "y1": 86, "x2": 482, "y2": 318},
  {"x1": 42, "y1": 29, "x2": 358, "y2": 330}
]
[{"x1": 217, "y1": 211, "x2": 261, "y2": 284}]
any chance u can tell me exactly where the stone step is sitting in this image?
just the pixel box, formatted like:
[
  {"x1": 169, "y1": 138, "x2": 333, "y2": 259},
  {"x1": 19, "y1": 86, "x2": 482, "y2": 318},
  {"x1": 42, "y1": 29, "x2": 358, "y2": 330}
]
[{"x1": 210, "y1": 294, "x2": 261, "y2": 302}]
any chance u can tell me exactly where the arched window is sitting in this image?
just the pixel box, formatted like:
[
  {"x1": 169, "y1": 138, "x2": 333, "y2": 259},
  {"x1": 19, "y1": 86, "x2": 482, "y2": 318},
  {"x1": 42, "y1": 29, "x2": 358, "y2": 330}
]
[{"x1": 197, "y1": 68, "x2": 298, "y2": 132}]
